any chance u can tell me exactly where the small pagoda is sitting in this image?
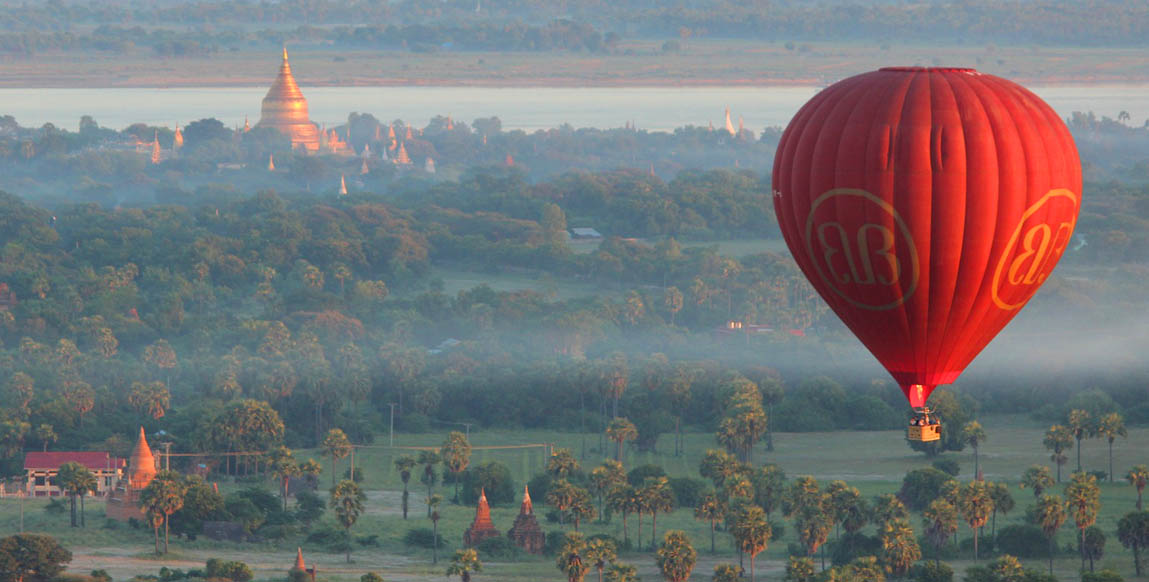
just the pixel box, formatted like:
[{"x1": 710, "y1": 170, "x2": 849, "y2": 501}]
[
  {"x1": 287, "y1": 548, "x2": 316, "y2": 582},
  {"x1": 106, "y1": 427, "x2": 158, "y2": 521},
  {"x1": 463, "y1": 488, "x2": 500, "y2": 547},
  {"x1": 507, "y1": 485, "x2": 545, "y2": 554}
]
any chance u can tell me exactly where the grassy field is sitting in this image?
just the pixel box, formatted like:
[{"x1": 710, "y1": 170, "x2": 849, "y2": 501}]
[
  {"x1": 4, "y1": 41, "x2": 1149, "y2": 88},
  {"x1": 2, "y1": 415, "x2": 1148, "y2": 581}
]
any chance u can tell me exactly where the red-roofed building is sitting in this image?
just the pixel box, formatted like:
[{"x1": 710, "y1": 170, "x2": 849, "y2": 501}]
[{"x1": 24, "y1": 452, "x2": 125, "y2": 497}]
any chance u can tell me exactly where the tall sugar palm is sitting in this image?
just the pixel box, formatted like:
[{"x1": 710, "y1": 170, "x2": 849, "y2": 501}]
[
  {"x1": 394, "y1": 454, "x2": 417, "y2": 519},
  {"x1": 962, "y1": 421, "x2": 987, "y2": 478},
  {"x1": 694, "y1": 492, "x2": 725, "y2": 553},
  {"x1": 987, "y1": 482, "x2": 1015, "y2": 538},
  {"x1": 557, "y1": 532, "x2": 590, "y2": 582},
  {"x1": 731, "y1": 505, "x2": 771, "y2": 582},
  {"x1": 139, "y1": 471, "x2": 186, "y2": 555},
  {"x1": 1035, "y1": 494, "x2": 1067, "y2": 576},
  {"x1": 418, "y1": 450, "x2": 441, "y2": 517},
  {"x1": 330, "y1": 479, "x2": 366, "y2": 563},
  {"x1": 440, "y1": 431, "x2": 472, "y2": 502},
  {"x1": 267, "y1": 446, "x2": 299, "y2": 511},
  {"x1": 1066, "y1": 410, "x2": 1094, "y2": 474},
  {"x1": 429, "y1": 494, "x2": 443, "y2": 565},
  {"x1": 1097, "y1": 412, "x2": 1127, "y2": 482},
  {"x1": 605, "y1": 418, "x2": 637, "y2": 466},
  {"x1": 322, "y1": 428, "x2": 352, "y2": 489},
  {"x1": 880, "y1": 517, "x2": 921, "y2": 578},
  {"x1": 642, "y1": 477, "x2": 674, "y2": 550},
  {"x1": 55, "y1": 462, "x2": 84, "y2": 527},
  {"x1": 584, "y1": 538, "x2": 617, "y2": 582},
  {"x1": 608, "y1": 484, "x2": 636, "y2": 547},
  {"x1": 958, "y1": 480, "x2": 994, "y2": 561},
  {"x1": 446, "y1": 548, "x2": 482, "y2": 582},
  {"x1": 923, "y1": 499, "x2": 958, "y2": 566},
  {"x1": 656, "y1": 530, "x2": 697, "y2": 582},
  {"x1": 1128, "y1": 465, "x2": 1149, "y2": 511},
  {"x1": 1043, "y1": 425, "x2": 1074, "y2": 482},
  {"x1": 1065, "y1": 472, "x2": 1102, "y2": 571},
  {"x1": 1020, "y1": 465, "x2": 1055, "y2": 499}
]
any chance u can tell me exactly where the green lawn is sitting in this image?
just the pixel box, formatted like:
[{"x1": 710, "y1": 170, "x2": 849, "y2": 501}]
[{"x1": 3, "y1": 418, "x2": 1147, "y2": 581}]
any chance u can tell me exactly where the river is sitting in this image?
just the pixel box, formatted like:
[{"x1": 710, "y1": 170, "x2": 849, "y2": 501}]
[{"x1": 1, "y1": 84, "x2": 1147, "y2": 132}]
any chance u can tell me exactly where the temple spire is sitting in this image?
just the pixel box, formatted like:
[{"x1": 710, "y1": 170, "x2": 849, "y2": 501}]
[
  {"x1": 521, "y1": 485, "x2": 533, "y2": 515},
  {"x1": 293, "y1": 548, "x2": 306, "y2": 571},
  {"x1": 268, "y1": 154, "x2": 275, "y2": 171},
  {"x1": 283, "y1": 46, "x2": 289, "y2": 63},
  {"x1": 339, "y1": 174, "x2": 347, "y2": 195}
]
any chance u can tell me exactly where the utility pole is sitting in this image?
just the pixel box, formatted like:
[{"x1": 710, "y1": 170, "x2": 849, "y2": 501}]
[
  {"x1": 388, "y1": 403, "x2": 397, "y2": 447},
  {"x1": 17, "y1": 487, "x2": 25, "y2": 532},
  {"x1": 161, "y1": 442, "x2": 173, "y2": 471},
  {"x1": 350, "y1": 445, "x2": 356, "y2": 481}
]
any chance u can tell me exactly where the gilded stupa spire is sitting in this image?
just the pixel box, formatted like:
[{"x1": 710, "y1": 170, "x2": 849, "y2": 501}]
[
  {"x1": 339, "y1": 174, "x2": 347, "y2": 195},
  {"x1": 257, "y1": 48, "x2": 320, "y2": 151}
]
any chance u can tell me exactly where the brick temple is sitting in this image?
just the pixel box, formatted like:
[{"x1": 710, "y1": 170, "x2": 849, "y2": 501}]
[
  {"x1": 463, "y1": 488, "x2": 500, "y2": 547},
  {"x1": 507, "y1": 485, "x2": 545, "y2": 554}
]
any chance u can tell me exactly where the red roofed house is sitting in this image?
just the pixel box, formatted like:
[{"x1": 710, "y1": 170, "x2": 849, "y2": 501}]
[{"x1": 24, "y1": 451, "x2": 125, "y2": 497}]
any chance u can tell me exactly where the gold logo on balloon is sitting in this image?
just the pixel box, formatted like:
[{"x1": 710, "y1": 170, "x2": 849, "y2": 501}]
[
  {"x1": 804, "y1": 188, "x2": 920, "y2": 310},
  {"x1": 992, "y1": 189, "x2": 1078, "y2": 310}
]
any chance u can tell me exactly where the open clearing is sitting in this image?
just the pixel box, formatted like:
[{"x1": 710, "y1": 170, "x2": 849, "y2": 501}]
[{"x1": 4, "y1": 415, "x2": 1148, "y2": 581}]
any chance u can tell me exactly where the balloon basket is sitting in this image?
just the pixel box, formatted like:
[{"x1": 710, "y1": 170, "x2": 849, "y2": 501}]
[{"x1": 907, "y1": 407, "x2": 942, "y2": 442}]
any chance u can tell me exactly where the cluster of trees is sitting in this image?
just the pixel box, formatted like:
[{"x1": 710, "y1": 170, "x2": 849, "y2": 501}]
[{"x1": 3, "y1": 1, "x2": 1149, "y2": 49}]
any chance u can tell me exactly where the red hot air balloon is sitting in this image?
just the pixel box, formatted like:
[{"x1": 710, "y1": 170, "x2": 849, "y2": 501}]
[{"x1": 772, "y1": 67, "x2": 1081, "y2": 439}]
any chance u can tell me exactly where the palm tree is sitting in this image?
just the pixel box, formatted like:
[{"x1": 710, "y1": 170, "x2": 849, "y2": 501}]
[
  {"x1": 712, "y1": 564, "x2": 743, "y2": 582},
  {"x1": 731, "y1": 505, "x2": 771, "y2": 582},
  {"x1": 584, "y1": 538, "x2": 617, "y2": 582},
  {"x1": 330, "y1": 479, "x2": 366, "y2": 563},
  {"x1": 958, "y1": 480, "x2": 994, "y2": 561},
  {"x1": 1128, "y1": 465, "x2": 1149, "y2": 510},
  {"x1": 1117, "y1": 510, "x2": 1149, "y2": 576},
  {"x1": 395, "y1": 454, "x2": 417, "y2": 519},
  {"x1": 605, "y1": 418, "x2": 637, "y2": 465},
  {"x1": 589, "y1": 460, "x2": 625, "y2": 518},
  {"x1": 427, "y1": 494, "x2": 444, "y2": 564},
  {"x1": 604, "y1": 563, "x2": 638, "y2": 582},
  {"x1": 446, "y1": 548, "x2": 482, "y2": 582},
  {"x1": 1043, "y1": 425, "x2": 1074, "y2": 482},
  {"x1": 1066, "y1": 410, "x2": 1094, "y2": 473},
  {"x1": 643, "y1": 477, "x2": 674, "y2": 550},
  {"x1": 267, "y1": 446, "x2": 299, "y2": 511},
  {"x1": 1035, "y1": 494, "x2": 1067, "y2": 576},
  {"x1": 569, "y1": 486, "x2": 597, "y2": 531},
  {"x1": 694, "y1": 491, "x2": 725, "y2": 553},
  {"x1": 548, "y1": 448, "x2": 581, "y2": 479},
  {"x1": 139, "y1": 471, "x2": 186, "y2": 555},
  {"x1": 440, "y1": 431, "x2": 472, "y2": 502},
  {"x1": 607, "y1": 484, "x2": 636, "y2": 546},
  {"x1": 656, "y1": 530, "x2": 697, "y2": 582},
  {"x1": 923, "y1": 499, "x2": 958, "y2": 566},
  {"x1": 1097, "y1": 413, "x2": 1127, "y2": 482},
  {"x1": 35, "y1": 424, "x2": 56, "y2": 452},
  {"x1": 962, "y1": 421, "x2": 987, "y2": 478},
  {"x1": 548, "y1": 479, "x2": 579, "y2": 526},
  {"x1": 794, "y1": 503, "x2": 834, "y2": 570},
  {"x1": 418, "y1": 450, "x2": 441, "y2": 517},
  {"x1": 1066, "y1": 472, "x2": 1102, "y2": 571},
  {"x1": 987, "y1": 482, "x2": 1015, "y2": 538},
  {"x1": 557, "y1": 532, "x2": 590, "y2": 582},
  {"x1": 880, "y1": 517, "x2": 921, "y2": 578},
  {"x1": 1020, "y1": 465, "x2": 1055, "y2": 499},
  {"x1": 322, "y1": 428, "x2": 352, "y2": 489},
  {"x1": 55, "y1": 462, "x2": 84, "y2": 527}
]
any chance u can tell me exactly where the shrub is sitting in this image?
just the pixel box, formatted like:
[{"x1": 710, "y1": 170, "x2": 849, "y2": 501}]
[
  {"x1": 287, "y1": 571, "x2": 309, "y2": 582},
  {"x1": 461, "y1": 461, "x2": 516, "y2": 506},
  {"x1": 44, "y1": 498, "x2": 67, "y2": 514},
  {"x1": 898, "y1": 468, "x2": 954, "y2": 510},
  {"x1": 668, "y1": 477, "x2": 706, "y2": 508},
  {"x1": 294, "y1": 490, "x2": 325, "y2": 525},
  {"x1": 543, "y1": 530, "x2": 566, "y2": 556},
  {"x1": 1082, "y1": 570, "x2": 1124, "y2": 582},
  {"x1": 932, "y1": 459, "x2": 960, "y2": 476},
  {"x1": 204, "y1": 560, "x2": 251, "y2": 582},
  {"x1": 305, "y1": 522, "x2": 352, "y2": 552},
  {"x1": 90, "y1": 571, "x2": 112, "y2": 582},
  {"x1": 626, "y1": 464, "x2": 666, "y2": 486},
  {"x1": 994, "y1": 525, "x2": 1048, "y2": 558},
  {"x1": 402, "y1": 527, "x2": 444, "y2": 549},
  {"x1": 829, "y1": 532, "x2": 881, "y2": 566},
  {"x1": 910, "y1": 561, "x2": 953, "y2": 582},
  {"x1": 360, "y1": 573, "x2": 384, "y2": 582},
  {"x1": 356, "y1": 534, "x2": 380, "y2": 547},
  {"x1": 476, "y1": 536, "x2": 520, "y2": 560}
]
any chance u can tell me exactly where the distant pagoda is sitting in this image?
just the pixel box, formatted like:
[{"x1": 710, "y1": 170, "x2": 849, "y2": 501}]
[
  {"x1": 507, "y1": 485, "x2": 545, "y2": 554},
  {"x1": 463, "y1": 488, "x2": 500, "y2": 547},
  {"x1": 257, "y1": 48, "x2": 321, "y2": 152},
  {"x1": 106, "y1": 427, "x2": 158, "y2": 521}
]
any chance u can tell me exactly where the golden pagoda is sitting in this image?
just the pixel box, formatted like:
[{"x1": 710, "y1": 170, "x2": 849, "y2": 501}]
[
  {"x1": 268, "y1": 154, "x2": 276, "y2": 171},
  {"x1": 395, "y1": 142, "x2": 412, "y2": 165},
  {"x1": 339, "y1": 174, "x2": 348, "y2": 195},
  {"x1": 106, "y1": 427, "x2": 158, "y2": 521},
  {"x1": 150, "y1": 131, "x2": 161, "y2": 165},
  {"x1": 257, "y1": 48, "x2": 321, "y2": 152},
  {"x1": 173, "y1": 124, "x2": 183, "y2": 151}
]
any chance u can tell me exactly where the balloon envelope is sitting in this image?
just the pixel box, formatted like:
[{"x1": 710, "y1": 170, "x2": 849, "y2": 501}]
[{"x1": 772, "y1": 67, "x2": 1081, "y2": 407}]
